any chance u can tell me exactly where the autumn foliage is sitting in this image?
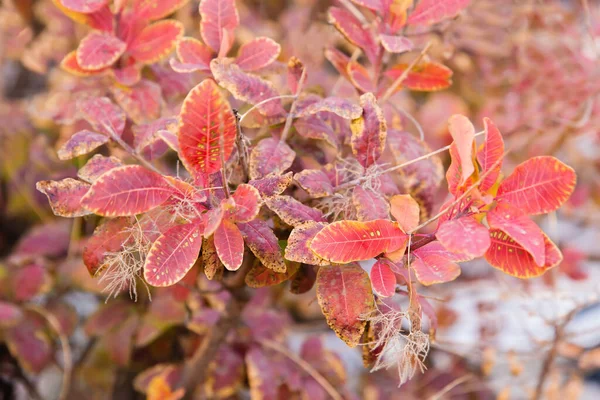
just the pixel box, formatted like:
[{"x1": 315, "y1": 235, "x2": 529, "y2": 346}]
[{"x1": 1, "y1": 0, "x2": 597, "y2": 398}]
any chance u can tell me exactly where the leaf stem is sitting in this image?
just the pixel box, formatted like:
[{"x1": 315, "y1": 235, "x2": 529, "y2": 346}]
[{"x1": 280, "y1": 67, "x2": 307, "y2": 143}]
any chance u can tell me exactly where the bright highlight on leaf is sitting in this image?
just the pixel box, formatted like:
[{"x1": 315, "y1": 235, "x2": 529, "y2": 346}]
[{"x1": 76, "y1": 32, "x2": 126, "y2": 71}]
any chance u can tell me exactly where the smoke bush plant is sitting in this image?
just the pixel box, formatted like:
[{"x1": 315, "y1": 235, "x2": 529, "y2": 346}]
[{"x1": 0, "y1": 0, "x2": 588, "y2": 398}]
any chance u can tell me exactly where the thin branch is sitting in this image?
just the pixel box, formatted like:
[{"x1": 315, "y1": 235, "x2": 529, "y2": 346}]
[
  {"x1": 238, "y1": 95, "x2": 296, "y2": 123},
  {"x1": 389, "y1": 102, "x2": 425, "y2": 141},
  {"x1": 335, "y1": 130, "x2": 485, "y2": 191},
  {"x1": 339, "y1": 0, "x2": 369, "y2": 25},
  {"x1": 280, "y1": 67, "x2": 307, "y2": 142},
  {"x1": 380, "y1": 41, "x2": 433, "y2": 104},
  {"x1": 428, "y1": 373, "x2": 474, "y2": 400},
  {"x1": 258, "y1": 339, "x2": 343, "y2": 400}
]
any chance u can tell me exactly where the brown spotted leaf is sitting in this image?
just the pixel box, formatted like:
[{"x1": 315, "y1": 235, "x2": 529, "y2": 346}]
[
  {"x1": 202, "y1": 236, "x2": 224, "y2": 280},
  {"x1": 294, "y1": 170, "x2": 334, "y2": 198},
  {"x1": 264, "y1": 195, "x2": 327, "y2": 227},
  {"x1": 77, "y1": 154, "x2": 122, "y2": 183},
  {"x1": 78, "y1": 96, "x2": 126, "y2": 138},
  {"x1": 248, "y1": 172, "x2": 293, "y2": 197},
  {"x1": 249, "y1": 138, "x2": 295, "y2": 180},
  {"x1": 352, "y1": 186, "x2": 390, "y2": 221},
  {"x1": 351, "y1": 92, "x2": 387, "y2": 168},
  {"x1": 57, "y1": 130, "x2": 109, "y2": 160},
  {"x1": 316, "y1": 263, "x2": 375, "y2": 347},
  {"x1": 285, "y1": 222, "x2": 329, "y2": 266},
  {"x1": 245, "y1": 260, "x2": 299, "y2": 288},
  {"x1": 238, "y1": 219, "x2": 286, "y2": 272},
  {"x1": 294, "y1": 97, "x2": 362, "y2": 120}
]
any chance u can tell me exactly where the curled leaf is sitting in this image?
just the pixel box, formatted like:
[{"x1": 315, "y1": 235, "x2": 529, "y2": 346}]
[{"x1": 36, "y1": 178, "x2": 91, "y2": 217}]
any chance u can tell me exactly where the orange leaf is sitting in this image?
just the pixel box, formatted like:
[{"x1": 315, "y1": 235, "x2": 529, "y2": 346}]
[
  {"x1": 390, "y1": 194, "x2": 420, "y2": 232},
  {"x1": 128, "y1": 20, "x2": 184, "y2": 64},
  {"x1": 385, "y1": 61, "x2": 453, "y2": 91}
]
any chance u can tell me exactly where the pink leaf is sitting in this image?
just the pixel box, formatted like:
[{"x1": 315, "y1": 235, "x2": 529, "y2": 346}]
[
  {"x1": 128, "y1": 20, "x2": 184, "y2": 64},
  {"x1": 76, "y1": 32, "x2": 126, "y2": 70},
  {"x1": 486, "y1": 202, "x2": 545, "y2": 266},
  {"x1": 111, "y1": 80, "x2": 162, "y2": 125},
  {"x1": 294, "y1": 170, "x2": 334, "y2": 198},
  {"x1": 347, "y1": 62, "x2": 376, "y2": 93},
  {"x1": 370, "y1": 259, "x2": 396, "y2": 297},
  {"x1": 352, "y1": 186, "x2": 390, "y2": 221},
  {"x1": 412, "y1": 242, "x2": 463, "y2": 285},
  {"x1": 389, "y1": 194, "x2": 420, "y2": 232},
  {"x1": 379, "y1": 34, "x2": 414, "y2": 53},
  {"x1": 36, "y1": 178, "x2": 91, "y2": 217},
  {"x1": 248, "y1": 173, "x2": 293, "y2": 197},
  {"x1": 199, "y1": 0, "x2": 239, "y2": 53},
  {"x1": 310, "y1": 219, "x2": 408, "y2": 263},
  {"x1": 294, "y1": 116, "x2": 339, "y2": 149},
  {"x1": 264, "y1": 195, "x2": 327, "y2": 227},
  {"x1": 210, "y1": 58, "x2": 285, "y2": 117},
  {"x1": 407, "y1": 0, "x2": 471, "y2": 26},
  {"x1": 496, "y1": 156, "x2": 577, "y2": 215},
  {"x1": 350, "y1": 92, "x2": 387, "y2": 168},
  {"x1": 447, "y1": 114, "x2": 475, "y2": 187},
  {"x1": 287, "y1": 56, "x2": 305, "y2": 94},
  {"x1": 238, "y1": 219, "x2": 286, "y2": 273},
  {"x1": 81, "y1": 165, "x2": 176, "y2": 216},
  {"x1": 57, "y1": 130, "x2": 108, "y2": 160},
  {"x1": 78, "y1": 97, "x2": 126, "y2": 138},
  {"x1": 231, "y1": 184, "x2": 262, "y2": 223},
  {"x1": 131, "y1": 0, "x2": 188, "y2": 21},
  {"x1": 178, "y1": 79, "x2": 237, "y2": 177},
  {"x1": 328, "y1": 7, "x2": 380, "y2": 64},
  {"x1": 214, "y1": 219, "x2": 244, "y2": 271},
  {"x1": 144, "y1": 222, "x2": 203, "y2": 287},
  {"x1": 83, "y1": 218, "x2": 131, "y2": 276},
  {"x1": 477, "y1": 117, "x2": 504, "y2": 192},
  {"x1": 236, "y1": 37, "x2": 281, "y2": 71},
  {"x1": 171, "y1": 36, "x2": 213, "y2": 73},
  {"x1": 436, "y1": 216, "x2": 490, "y2": 258},
  {"x1": 5, "y1": 312, "x2": 52, "y2": 373},
  {"x1": 60, "y1": 0, "x2": 109, "y2": 13},
  {"x1": 249, "y1": 138, "x2": 296, "y2": 180},
  {"x1": 294, "y1": 97, "x2": 362, "y2": 120},
  {"x1": 77, "y1": 154, "x2": 123, "y2": 183},
  {"x1": 0, "y1": 301, "x2": 23, "y2": 327}
]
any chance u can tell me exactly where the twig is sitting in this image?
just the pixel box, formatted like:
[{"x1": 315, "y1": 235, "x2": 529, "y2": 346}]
[
  {"x1": 339, "y1": 0, "x2": 369, "y2": 26},
  {"x1": 428, "y1": 373, "x2": 474, "y2": 400},
  {"x1": 238, "y1": 95, "x2": 296, "y2": 123},
  {"x1": 380, "y1": 41, "x2": 433, "y2": 103},
  {"x1": 389, "y1": 102, "x2": 425, "y2": 141},
  {"x1": 335, "y1": 130, "x2": 485, "y2": 191},
  {"x1": 280, "y1": 67, "x2": 307, "y2": 142},
  {"x1": 258, "y1": 339, "x2": 343, "y2": 400}
]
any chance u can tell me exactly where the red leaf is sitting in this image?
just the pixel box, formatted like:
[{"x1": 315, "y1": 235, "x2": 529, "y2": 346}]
[
  {"x1": 36, "y1": 178, "x2": 91, "y2": 217},
  {"x1": 316, "y1": 263, "x2": 375, "y2": 346},
  {"x1": 199, "y1": 0, "x2": 239, "y2": 53},
  {"x1": 412, "y1": 242, "x2": 464, "y2": 285},
  {"x1": 171, "y1": 37, "x2": 212, "y2": 73},
  {"x1": 111, "y1": 80, "x2": 162, "y2": 125},
  {"x1": 231, "y1": 184, "x2": 261, "y2": 223},
  {"x1": 236, "y1": 37, "x2": 281, "y2": 71},
  {"x1": 113, "y1": 62, "x2": 142, "y2": 86},
  {"x1": 60, "y1": 0, "x2": 108, "y2": 13},
  {"x1": 78, "y1": 154, "x2": 123, "y2": 183},
  {"x1": 347, "y1": 62, "x2": 376, "y2": 93},
  {"x1": 390, "y1": 194, "x2": 420, "y2": 232},
  {"x1": 238, "y1": 219, "x2": 286, "y2": 272},
  {"x1": 385, "y1": 61, "x2": 453, "y2": 91},
  {"x1": 78, "y1": 97, "x2": 126, "y2": 138},
  {"x1": 203, "y1": 206, "x2": 224, "y2": 237},
  {"x1": 129, "y1": 20, "x2": 184, "y2": 64},
  {"x1": 485, "y1": 230, "x2": 562, "y2": 278},
  {"x1": 81, "y1": 165, "x2": 176, "y2": 216},
  {"x1": 248, "y1": 173, "x2": 293, "y2": 197},
  {"x1": 487, "y1": 202, "x2": 545, "y2": 266},
  {"x1": 178, "y1": 79, "x2": 237, "y2": 177},
  {"x1": 310, "y1": 219, "x2": 408, "y2": 263},
  {"x1": 496, "y1": 156, "x2": 576, "y2": 215},
  {"x1": 328, "y1": 7, "x2": 380, "y2": 64},
  {"x1": 202, "y1": 236, "x2": 224, "y2": 280},
  {"x1": 295, "y1": 97, "x2": 362, "y2": 120},
  {"x1": 264, "y1": 195, "x2": 326, "y2": 227},
  {"x1": 144, "y1": 222, "x2": 203, "y2": 287},
  {"x1": 446, "y1": 114, "x2": 475, "y2": 191},
  {"x1": 83, "y1": 217, "x2": 131, "y2": 276},
  {"x1": 352, "y1": 186, "x2": 390, "y2": 221},
  {"x1": 407, "y1": 0, "x2": 471, "y2": 26},
  {"x1": 133, "y1": 117, "x2": 177, "y2": 159},
  {"x1": 57, "y1": 129, "x2": 108, "y2": 160},
  {"x1": 477, "y1": 117, "x2": 504, "y2": 192},
  {"x1": 379, "y1": 34, "x2": 413, "y2": 53},
  {"x1": 351, "y1": 92, "x2": 387, "y2": 168},
  {"x1": 324, "y1": 47, "x2": 351, "y2": 81},
  {"x1": 245, "y1": 261, "x2": 299, "y2": 288},
  {"x1": 76, "y1": 32, "x2": 126, "y2": 70},
  {"x1": 131, "y1": 0, "x2": 188, "y2": 21},
  {"x1": 437, "y1": 216, "x2": 489, "y2": 258},
  {"x1": 294, "y1": 170, "x2": 334, "y2": 198},
  {"x1": 285, "y1": 222, "x2": 329, "y2": 266},
  {"x1": 249, "y1": 138, "x2": 296, "y2": 180},
  {"x1": 214, "y1": 219, "x2": 244, "y2": 271},
  {"x1": 11, "y1": 263, "x2": 50, "y2": 301},
  {"x1": 210, "y1": 58, "x2": 285, "y2": 117},
  {"x1": 370, "y1": 259, "x2": 396, "y2": 297}
]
